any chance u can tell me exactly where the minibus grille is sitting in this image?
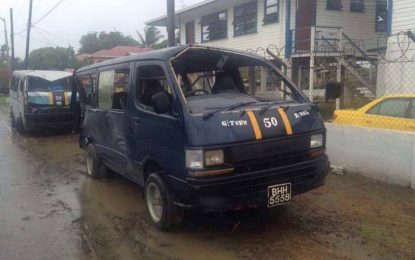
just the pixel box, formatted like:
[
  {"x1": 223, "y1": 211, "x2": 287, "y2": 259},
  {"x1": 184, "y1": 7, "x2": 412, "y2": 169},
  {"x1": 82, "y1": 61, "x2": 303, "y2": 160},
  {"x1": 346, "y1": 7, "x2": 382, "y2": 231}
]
[
  {"x1": 231, "y1": 164, "x2": 317, "y2": 198},
  {"x1": 232, "y1": 151, "x2": 312, "y2": 174}
]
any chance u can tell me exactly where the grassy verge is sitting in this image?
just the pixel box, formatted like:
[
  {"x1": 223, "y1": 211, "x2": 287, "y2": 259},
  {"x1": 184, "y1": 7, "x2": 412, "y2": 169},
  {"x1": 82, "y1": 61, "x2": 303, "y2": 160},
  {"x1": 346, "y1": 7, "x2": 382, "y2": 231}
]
[{"x1": 0, "y1": 95, "x2": 7, "y2": 105}]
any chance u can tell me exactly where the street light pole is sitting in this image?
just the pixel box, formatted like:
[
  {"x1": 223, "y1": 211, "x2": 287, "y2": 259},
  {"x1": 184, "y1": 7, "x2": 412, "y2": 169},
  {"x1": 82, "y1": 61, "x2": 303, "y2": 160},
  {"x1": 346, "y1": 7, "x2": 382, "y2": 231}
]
[
  {"x1": 25, "y1": 0, "x2": 34, "y2": 69},
  {"x1": 167, "y1": 0, "x2": 175, "y2": 47},
  {"x1": 0, "y1": 17, "x2": 9, "y2": 57},
  {"x1": 10, "y1": 8, "x2": 15, "y2": 72}
]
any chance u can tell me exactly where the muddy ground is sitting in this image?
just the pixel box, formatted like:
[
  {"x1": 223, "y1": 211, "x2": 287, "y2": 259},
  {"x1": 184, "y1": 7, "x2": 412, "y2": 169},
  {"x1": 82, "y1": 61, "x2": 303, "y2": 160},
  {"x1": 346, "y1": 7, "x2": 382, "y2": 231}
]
[{"x1": 0, "y1": 97, "x2": 414, "y2": 260}]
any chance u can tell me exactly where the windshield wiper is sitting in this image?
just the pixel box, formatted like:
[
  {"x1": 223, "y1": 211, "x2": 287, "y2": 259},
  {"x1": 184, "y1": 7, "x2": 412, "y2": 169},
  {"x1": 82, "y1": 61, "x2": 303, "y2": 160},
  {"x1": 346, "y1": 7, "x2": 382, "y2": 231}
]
[
  {"x1": 203, "y1": 101, "x2": 257, "y2": 120},
  {"x1": 259, "y1": 101, "x2": 290, "y2": 115}
]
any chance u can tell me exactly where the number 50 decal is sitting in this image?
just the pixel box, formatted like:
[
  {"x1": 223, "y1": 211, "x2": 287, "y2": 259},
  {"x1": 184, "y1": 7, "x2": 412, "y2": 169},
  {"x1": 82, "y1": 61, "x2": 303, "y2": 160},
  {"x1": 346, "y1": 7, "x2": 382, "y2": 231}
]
[{"x1": 263, "y1": 117, "x2": 278, "y2": 128}]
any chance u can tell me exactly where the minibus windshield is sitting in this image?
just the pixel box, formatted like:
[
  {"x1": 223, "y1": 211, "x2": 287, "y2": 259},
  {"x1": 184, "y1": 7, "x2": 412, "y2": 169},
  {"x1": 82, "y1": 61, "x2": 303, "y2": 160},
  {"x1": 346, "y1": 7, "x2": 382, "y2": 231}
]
[
  {"x1": 172, "y1": 48, "x2": 304, "y2": 114},
  {"x1": 28, "y1": 76, "x2": 72, "y2": 92}
]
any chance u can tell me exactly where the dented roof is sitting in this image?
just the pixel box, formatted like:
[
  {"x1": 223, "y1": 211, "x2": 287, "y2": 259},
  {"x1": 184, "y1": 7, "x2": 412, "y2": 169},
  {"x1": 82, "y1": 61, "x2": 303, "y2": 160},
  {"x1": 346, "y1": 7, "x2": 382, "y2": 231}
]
[
  {"x1": 75, "y1": 45, "x2": 267, "y2": 74},
  {"x1": 12, "y1": 70, "x2": 72, "y2": 81}
]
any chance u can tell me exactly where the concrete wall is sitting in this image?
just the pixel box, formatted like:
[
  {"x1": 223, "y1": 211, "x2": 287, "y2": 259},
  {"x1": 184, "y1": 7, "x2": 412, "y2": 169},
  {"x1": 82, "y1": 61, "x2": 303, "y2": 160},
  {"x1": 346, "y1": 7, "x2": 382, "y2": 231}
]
[{"x1": 326, "y1": 123, "x2": 415, "y2": 189}]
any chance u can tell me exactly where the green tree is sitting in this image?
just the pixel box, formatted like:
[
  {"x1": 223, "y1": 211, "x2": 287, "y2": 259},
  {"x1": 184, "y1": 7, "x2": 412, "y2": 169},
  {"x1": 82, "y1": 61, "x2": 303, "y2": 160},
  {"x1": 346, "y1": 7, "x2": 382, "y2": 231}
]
[
  {"x1": 79, "y1": 31, "x2": 138, "y2": 54},
  {"x1": 136, "y1": 26, "x2": 164, "y2": 48},
  {"x1": 152, "y1": 39, "x2": 168, "y2": 50},
  {"x1": 28, "y1": 46, "x2": 80, "y2": 70}
]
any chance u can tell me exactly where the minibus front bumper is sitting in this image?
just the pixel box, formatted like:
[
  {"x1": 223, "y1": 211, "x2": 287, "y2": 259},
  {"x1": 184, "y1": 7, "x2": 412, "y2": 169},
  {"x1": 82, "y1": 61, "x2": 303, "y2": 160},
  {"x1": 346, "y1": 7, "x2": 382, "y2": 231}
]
[
  {"x1": 179, "y1": 154, "x2": 329, "y2": 211},
  {"x1": 25, "y1": 111, "x2": 75, "y2": 129}
]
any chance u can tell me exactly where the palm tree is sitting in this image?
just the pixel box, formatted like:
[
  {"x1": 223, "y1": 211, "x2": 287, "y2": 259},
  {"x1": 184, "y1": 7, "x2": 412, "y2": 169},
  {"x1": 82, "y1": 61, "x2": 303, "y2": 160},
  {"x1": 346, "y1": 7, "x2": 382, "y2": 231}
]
[{"x1": 136, "y1": 26, "x2": 164, "y2": 48}]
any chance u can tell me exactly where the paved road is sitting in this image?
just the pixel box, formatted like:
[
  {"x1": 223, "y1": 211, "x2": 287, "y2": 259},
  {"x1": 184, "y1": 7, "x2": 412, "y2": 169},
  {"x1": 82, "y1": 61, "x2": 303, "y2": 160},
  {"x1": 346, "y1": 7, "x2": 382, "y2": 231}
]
[{"x1": 0, "y1": 99, "x2": 414, "y2": 260}]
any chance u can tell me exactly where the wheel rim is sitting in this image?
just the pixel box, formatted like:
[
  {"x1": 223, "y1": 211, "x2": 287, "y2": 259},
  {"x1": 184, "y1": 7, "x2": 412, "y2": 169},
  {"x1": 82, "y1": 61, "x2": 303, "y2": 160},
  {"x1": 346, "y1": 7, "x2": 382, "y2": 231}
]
[
  {"x1": 146, "y1": 182, "x2": 163, "y2": 223},
  {"x1": 86, "y1": 151, "x2": 94, "y2": 176}
]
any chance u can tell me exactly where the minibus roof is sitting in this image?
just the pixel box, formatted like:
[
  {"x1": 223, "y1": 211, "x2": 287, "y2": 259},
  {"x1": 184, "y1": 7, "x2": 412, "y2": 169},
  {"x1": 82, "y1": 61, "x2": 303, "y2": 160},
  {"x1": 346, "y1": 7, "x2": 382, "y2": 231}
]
[
  {"x1": 12, "y1": 70, "x2": 72, "y2": 82},
  {"x1": 75, "y1": 45, "x2": 268, "y2": 74}
]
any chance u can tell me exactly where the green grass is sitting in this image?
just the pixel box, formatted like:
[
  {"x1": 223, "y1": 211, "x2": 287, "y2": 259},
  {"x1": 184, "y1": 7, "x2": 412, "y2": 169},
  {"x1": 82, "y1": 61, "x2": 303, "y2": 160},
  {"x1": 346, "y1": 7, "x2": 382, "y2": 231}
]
[{"x1": 0, "y1": 95, "x2": 6, "y2": 105}]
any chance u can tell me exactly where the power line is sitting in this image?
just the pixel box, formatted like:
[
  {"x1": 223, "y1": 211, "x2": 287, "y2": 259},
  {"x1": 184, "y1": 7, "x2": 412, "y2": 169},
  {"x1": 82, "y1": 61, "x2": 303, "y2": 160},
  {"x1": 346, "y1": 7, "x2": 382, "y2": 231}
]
[
  {"x1": 14, "y1": 0, "x2": 65, "y2": 36},
  {"x1": 31, "y1": 0, "x2": 65, "y2": 27}
]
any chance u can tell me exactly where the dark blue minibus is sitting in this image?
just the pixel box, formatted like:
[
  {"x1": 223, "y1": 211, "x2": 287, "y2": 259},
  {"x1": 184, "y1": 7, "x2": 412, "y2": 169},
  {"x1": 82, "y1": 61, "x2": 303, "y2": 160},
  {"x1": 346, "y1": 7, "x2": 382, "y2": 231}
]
[{"x1": 73, "y1": 45, "x2": 330, "y2": 230}]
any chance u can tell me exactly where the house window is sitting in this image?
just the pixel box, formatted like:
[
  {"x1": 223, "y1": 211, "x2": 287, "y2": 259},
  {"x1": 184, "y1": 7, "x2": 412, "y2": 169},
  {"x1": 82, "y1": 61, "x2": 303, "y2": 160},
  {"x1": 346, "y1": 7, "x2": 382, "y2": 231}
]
[
  {"x1": 234, "y1": 1, "x2": 258, "y2": 37},
  {"x1": 376, "y1": 1, "x2": 387, "y2": 32},
  {"x1": 201, "y1": 11, "x2": 227, "y2": 42},
  {"x1": 351, "y1": 0, "x2": 365, "y2": 12},
  {"x1": 264, "y1": 0, "x2": 279, "y2": 24},
  {"x1": 327, "y1": 0, "x2": 342, "y2": 10}
]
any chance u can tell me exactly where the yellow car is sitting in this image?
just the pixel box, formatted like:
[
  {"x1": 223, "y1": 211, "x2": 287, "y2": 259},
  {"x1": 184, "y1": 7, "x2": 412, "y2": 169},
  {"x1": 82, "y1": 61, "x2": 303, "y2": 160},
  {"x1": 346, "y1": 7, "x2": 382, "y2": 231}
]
[{"x1": 333, "y1": 95, "x2": 415, "y2": 132}]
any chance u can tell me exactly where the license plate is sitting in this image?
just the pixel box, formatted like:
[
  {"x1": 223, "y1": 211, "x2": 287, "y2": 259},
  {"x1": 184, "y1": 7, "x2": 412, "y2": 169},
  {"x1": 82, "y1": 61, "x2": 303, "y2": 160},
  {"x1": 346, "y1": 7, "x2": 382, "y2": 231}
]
[{"x1": 267, "y1": 183, "x2": 291, "y2": 208}]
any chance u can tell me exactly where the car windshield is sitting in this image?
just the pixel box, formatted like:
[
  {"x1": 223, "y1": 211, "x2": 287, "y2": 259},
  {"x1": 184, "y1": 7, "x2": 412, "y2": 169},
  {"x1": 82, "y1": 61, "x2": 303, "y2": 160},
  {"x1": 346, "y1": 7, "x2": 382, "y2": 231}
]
[
  {"x1": 28, "y1": 76, "x2": 72, "y2": 92},
  {"x1": 171, "y1": 48, "x2": 302, "y2": 114}
]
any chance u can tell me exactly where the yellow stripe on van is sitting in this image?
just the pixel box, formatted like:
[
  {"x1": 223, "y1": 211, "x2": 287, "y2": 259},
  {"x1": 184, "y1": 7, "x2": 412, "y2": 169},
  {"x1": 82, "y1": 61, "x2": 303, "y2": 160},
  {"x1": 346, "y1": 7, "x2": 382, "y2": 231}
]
[
  {"x1": 277, "y1": 108, "x2": 293, "y2": 135},
  {"x1": 247, "y1": 111, "x2": 262, "y2": 140},
  {"x1": 48, "y1": 92, "x2": 53, "y2": 105},
  {"x1": 64, "y1": 92, "x2": 70, "y2": 106}
]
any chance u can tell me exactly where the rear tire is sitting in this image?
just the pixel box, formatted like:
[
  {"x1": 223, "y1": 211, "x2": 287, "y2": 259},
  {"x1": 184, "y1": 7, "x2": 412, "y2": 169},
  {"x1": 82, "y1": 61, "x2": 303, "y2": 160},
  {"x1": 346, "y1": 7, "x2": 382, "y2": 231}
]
[
  {"x1": 10, "y1": 109, "x2": 15, "y2": 128},
  {"x1": 145, "y1": 173, "x2": 183, "y2": 231},
  {"x1": 85, "y1": 144, "x2": 107, "y2": 178},
  {"x1": 15, "y1": 116, "x2": 26, "y2": 134}
]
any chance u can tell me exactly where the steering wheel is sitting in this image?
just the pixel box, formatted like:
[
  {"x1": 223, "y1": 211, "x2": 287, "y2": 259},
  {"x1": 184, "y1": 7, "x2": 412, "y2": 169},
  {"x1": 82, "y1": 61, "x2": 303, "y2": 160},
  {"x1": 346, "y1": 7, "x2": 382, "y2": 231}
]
[{"x1": 186, "y1": 89, "x2": 209, "y2": 96}]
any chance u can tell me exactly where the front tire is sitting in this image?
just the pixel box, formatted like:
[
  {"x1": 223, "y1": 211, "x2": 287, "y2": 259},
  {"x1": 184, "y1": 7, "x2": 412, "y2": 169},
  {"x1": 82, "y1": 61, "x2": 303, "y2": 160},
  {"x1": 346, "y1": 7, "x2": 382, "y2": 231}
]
[
  {"x1": 145, "y1": 173, "x2": 183, "y2": 231},
  {"x1": 85, "y1": 144, "x2": 107, "y2": 178}
]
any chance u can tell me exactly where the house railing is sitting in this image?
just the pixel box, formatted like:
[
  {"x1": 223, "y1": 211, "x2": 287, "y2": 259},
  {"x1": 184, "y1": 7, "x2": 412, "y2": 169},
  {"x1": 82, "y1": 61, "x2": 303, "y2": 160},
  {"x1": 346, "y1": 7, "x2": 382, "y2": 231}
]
[
  {"x1": 289, "y1": 26, "x2": 379, "y2": 100},
  {"x1": 290, "y1": 26, "x2": 343, "y2": 55}
]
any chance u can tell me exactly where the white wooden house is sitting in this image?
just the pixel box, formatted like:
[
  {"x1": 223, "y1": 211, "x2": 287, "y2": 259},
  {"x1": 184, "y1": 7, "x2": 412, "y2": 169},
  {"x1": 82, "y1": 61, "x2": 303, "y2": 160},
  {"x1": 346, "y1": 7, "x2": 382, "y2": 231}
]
[
  {"x1": 377, "y1": 0, "x2": 415, "y2": 96},
  {"x1": 147, "y1": 0, "x2": 389, "y2": 104}
]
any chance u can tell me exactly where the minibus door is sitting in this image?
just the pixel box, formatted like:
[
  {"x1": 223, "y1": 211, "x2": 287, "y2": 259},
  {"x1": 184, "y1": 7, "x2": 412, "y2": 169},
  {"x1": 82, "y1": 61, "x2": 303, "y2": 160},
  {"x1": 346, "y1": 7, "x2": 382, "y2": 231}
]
[{"x1": 127, "y1": 62, "x2": 185, "y2": 186}]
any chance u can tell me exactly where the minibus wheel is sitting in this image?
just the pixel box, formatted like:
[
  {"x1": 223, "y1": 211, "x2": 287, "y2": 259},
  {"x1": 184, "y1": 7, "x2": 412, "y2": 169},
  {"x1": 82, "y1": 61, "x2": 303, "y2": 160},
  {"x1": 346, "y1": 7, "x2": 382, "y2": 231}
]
[
  {"x1": 10, "y1": 109, "x2": 15, "y2": 128},
  {"x1": 15, "y1": 116, "x2": 26, "y2": 134},
  {"x1": 145, "y1": 173, "x2": 183, "y2": 231},
  {"x1": 85, "y1": 144, "x2": 107, "y2": 178}
]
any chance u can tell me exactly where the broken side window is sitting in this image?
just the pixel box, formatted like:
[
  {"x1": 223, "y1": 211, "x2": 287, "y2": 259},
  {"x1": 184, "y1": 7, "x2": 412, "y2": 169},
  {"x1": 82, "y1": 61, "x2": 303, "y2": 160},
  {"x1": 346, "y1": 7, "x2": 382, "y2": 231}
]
[
  {"x1": 77, "y1": 74, "x2": 97, "y2": 107},
  {"x1": 113, "y1": 69, "x2": 130, "y2": 110}
]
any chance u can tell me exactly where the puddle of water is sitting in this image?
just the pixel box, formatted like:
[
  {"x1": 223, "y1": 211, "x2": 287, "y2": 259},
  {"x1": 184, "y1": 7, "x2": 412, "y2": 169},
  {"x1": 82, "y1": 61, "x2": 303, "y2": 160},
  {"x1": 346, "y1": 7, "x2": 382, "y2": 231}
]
[{"x1": 79, "y1": 175, "x2": 246, "y2": 260}]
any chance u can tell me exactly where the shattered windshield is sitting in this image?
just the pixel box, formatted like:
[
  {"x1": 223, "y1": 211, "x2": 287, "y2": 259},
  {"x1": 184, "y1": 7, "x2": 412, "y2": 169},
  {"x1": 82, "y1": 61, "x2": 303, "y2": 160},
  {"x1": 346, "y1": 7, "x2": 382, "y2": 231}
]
[
  {"x1": 28, "y1": 76, "x2": 72, "y2": 92},
  {"x1": 172, "y1": 48, "x2": 301, "y2": 113}
]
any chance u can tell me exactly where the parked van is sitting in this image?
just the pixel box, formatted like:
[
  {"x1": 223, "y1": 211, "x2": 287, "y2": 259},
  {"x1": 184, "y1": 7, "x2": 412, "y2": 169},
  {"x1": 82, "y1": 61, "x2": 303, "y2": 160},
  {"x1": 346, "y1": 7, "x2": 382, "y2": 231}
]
[
  {"x1": 9, "y1": 70, "x2": 75, "y2": 134},
  {"x1": 73, "y1": 45, "x2": 330, "y2": 230}
]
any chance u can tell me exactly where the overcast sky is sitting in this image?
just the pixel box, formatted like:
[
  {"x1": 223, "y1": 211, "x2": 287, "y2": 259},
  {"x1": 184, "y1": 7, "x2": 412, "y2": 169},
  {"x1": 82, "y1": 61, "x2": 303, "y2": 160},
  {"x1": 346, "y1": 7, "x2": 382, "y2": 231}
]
[{"x1": 0, "y1": 0, "x2": 202, "y2": 58}]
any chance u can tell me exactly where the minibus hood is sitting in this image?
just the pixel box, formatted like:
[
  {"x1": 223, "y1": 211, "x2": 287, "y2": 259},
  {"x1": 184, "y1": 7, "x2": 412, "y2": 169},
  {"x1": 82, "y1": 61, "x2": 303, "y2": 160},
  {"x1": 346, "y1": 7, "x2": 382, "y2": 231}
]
[{"x1": 184, "y1": 103, "x2": 324, "y2": 146}]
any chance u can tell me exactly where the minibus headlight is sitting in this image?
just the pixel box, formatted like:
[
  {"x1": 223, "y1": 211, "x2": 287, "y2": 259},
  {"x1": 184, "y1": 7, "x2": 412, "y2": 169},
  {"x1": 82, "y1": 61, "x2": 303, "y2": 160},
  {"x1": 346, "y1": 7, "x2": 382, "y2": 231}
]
[
  {"x1": 204, "y1": 150, "x2": 224, "y2": 167},
  {"x1": 185, "y1": 150, "x2": 204, "y2": 170},
  {"x1": 310, "y1": 134, "x2": 323, "y2": 149}
]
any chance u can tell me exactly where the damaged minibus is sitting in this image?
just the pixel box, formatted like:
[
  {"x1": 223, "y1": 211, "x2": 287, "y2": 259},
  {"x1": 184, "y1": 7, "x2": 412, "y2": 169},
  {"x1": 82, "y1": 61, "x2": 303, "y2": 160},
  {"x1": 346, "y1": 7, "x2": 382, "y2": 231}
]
[
  {"x1": 73, "y1": 45, "x2": 330, "y2": 230},
  {"x1": 10, "y1": 70, "x2": 75, "y2": 134}
]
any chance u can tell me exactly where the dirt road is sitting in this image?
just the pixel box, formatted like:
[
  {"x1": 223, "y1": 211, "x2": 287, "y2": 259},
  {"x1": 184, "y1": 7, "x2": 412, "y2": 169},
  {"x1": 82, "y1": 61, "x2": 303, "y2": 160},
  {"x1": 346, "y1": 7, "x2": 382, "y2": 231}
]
[{"x1": 0, "y1": 98, "x2": 414, "y2": 260}]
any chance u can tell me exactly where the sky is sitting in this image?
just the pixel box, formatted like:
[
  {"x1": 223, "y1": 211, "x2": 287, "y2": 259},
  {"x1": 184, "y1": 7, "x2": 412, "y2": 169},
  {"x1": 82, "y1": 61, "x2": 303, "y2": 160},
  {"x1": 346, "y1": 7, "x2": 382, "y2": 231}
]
[{"x1": 0, "y1": 0, "x2": 203, "y2": 58}]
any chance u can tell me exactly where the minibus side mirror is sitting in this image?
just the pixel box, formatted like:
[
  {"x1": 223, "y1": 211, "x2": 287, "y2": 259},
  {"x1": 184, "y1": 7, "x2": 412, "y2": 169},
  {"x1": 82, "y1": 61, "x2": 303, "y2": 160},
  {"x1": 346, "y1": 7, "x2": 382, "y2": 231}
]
[
  {"x1": 152, "y1": 92, "x2": 171, "y2": 114},
  {"x1": 325, "y1": 81, "x2": 342, "y2": 102}
]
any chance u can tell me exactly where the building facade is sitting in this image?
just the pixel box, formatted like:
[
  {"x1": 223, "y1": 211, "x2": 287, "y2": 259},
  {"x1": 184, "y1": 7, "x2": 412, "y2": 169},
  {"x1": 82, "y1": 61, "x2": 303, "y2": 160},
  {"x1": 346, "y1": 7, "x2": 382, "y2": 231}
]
[{"x1": 147, "y1": 0, "x2": 389, "y2": 104}]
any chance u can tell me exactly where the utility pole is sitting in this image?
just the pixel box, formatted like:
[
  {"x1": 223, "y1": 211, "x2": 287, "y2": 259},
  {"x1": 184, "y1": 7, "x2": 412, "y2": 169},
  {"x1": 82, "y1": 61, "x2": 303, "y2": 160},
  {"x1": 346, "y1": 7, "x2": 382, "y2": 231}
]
[
  {"x1": 0, "y1": 16, "x2": 9, "y2": 57},
  {"x1": 10, "y1": 8, "x2": 15, "y2": 72},
  {"x1": 25, "y1": 0, "x2": 34, "y2": 69},
  {"x1": 166, "y1": 0, "x2": 175, "y2": 47}
]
